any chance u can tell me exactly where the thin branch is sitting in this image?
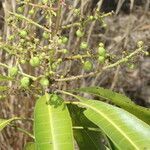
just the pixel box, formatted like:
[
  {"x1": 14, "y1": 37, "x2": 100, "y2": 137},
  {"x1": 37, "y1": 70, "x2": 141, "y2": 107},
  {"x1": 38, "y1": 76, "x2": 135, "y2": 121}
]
[
  {"x1": 0, "y1": 62, "x2": 37, "y2": 80},
  {"x1": 10, "y1": 125, "x2": 35, "y2": 139},
  {"x1": 55, "y1": 47, "x2": 143, "y2": 82},
  {"x1": 19, "y1": 2, "x2": 58, "y2": 11},
  {"x1": 8, "y1": 11, "x2": 52, "y2": 33}
]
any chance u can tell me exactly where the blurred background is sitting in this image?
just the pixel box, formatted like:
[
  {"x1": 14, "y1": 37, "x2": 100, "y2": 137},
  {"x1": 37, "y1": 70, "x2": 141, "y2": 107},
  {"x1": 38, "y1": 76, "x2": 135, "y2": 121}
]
[{"x1": 0, "y1": 0, "x2": 149, "y2": 149}]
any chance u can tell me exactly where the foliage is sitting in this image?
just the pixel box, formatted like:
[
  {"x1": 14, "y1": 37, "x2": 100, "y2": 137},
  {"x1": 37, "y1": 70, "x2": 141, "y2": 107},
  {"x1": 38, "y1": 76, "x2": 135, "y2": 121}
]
[
  {"x1": 0, "y1": 0, "x2": 149, "y2": 149},
  {"x1": 1, "y1": 90, "x2": 150, "y2": 149}
]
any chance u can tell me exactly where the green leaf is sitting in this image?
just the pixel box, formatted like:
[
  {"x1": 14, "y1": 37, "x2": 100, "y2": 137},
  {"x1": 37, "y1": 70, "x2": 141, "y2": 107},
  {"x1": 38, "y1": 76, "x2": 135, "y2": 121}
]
[
  {"x1": 105, "y1": 146, "x2": 111, "y2": 150},
  {"x1": 0, "y1": 118, "x2": 18, "y2": 131},
  {"x1": 34, "y1": 93, "x2": 74, "y2": 150},
  {"x1": 0, "y1": 86, "x2": 8, "y2": 91},
  {"x1": 68, "y1": 104, "x2": 105, "y2": 150},
  {"x1": 106, "y1": 138, "x2": 119, "y2": 150},
  {"x1": 24, "y1": 142, "x2": 36, "y2": 150},
  {"x1": 72, "y1": 95, "x2": 150, "y2": 150},
  {"x1": 0, "y1": 74, "x2": 12, "y2": 81},
  {"x1": 75, "y1": 87, "x2": 150, "y2": 124}
]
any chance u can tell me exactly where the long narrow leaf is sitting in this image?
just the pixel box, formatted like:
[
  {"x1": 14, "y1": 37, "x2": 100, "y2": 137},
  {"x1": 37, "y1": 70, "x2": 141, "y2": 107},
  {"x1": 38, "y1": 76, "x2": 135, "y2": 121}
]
[
  {"x1": 75, "y1": 87, "x2": 150, "y2": 124},
  {"x1": 68, "y1": 104, "x2": 106, "y2": 150},
  {"x1": 34, "y1": 93, "x2": 74, "y2": 150},
  {"x1": 71, "y1": 95, "x2": 150, "y2": 150}
]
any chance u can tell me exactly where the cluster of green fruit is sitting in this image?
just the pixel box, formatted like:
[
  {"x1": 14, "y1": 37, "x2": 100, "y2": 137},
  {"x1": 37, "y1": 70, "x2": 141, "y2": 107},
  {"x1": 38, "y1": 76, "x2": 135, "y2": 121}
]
[
  {"x1": 97, "y1": 43, "x2": 106, "y2": 64},
  {"x1": 7, "y1": 29, "x2": 70, "y2": 89},
  {"x1": 83, "y1": 60, "x2": 93, "y2": 71},
  {"x1": 75, "y1": 29, "x2": 91, "y2": 71},
  {"x1": 48, "y1": 94, "x2": 63, "y2": 107},
  {"x1": 8, "y1": 57, "x2": 49, "y2": 89},
  {"x1": 6, "y1": 4, "x2": 109, "y2": 89},
  {"x1": 7, "y1": 19, "x2": 108, "y2": 86},
  {"x1": 82, "y1": 43, "x2": 106, "y2": 71},
  {"x1": 19, "y1": 76, "x2": 49, "y2": 89}
]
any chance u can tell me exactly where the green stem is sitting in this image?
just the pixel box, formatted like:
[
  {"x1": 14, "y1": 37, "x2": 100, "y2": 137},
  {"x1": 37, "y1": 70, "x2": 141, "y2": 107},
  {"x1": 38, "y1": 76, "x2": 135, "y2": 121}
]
[
  {"x1": 8, "y1": 11, "x2": 51, "y2": 33},
  {"x1": 57, "y1": 90, "x2": 76, "y2": 98},
  {"x1": 55, "y1": 47, "x2": 144, "y2": 82},
  {"x1": 0, "y1": 62, "x2": 37, "y2": 80},
  {"x1": 62, "y1": 22, "x2": 81, "y2": 29},
  {"x1": 103, "y1": 47, "x2": 143, "y2": 70},
  {"x1": 55, "y1": 0, "x2": 62, "y2": 34},
  {"x1": 10, "y1": 125, "x2": 35, "y2": 139},
  {"x1": 0, "y1": 62, "x2": 9, "y2": 68}
]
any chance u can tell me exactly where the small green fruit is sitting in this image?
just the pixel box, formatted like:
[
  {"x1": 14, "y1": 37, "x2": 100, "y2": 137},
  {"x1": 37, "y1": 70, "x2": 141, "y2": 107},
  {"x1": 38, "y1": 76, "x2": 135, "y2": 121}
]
[
  {"x1": 42, "y1": 32, "x2": 49, "y2": 39},
  {"x1": 89, "y1": 15, "x2": 94, "y2": 20},
  {"x1": 102, "y1": 23, "x2": 107, "y2": 28},
  {"x1": 74, "y1": 9, "x2": 80, "y2": 15},
  {"x1": 57, "y1": 58, "x2": 62, "y2": 63},
  {"x1": 80, "y1": 42, "x2": 88, "y2": 49},
  {"x1": 20, "y1": 59, "x2": 26, "y2": 64},
  {"x1": 20, "y1": 77, "x2": 30, "y2": 88},
  {"x1": 50, "y1": 94, "x2": 63, "y2": 106},
  {"x1": 99, "y1": 42, "x2": 104, "y2": 47},
  {"x1": 58, "y1": 38, "x2": 63, "y2": 45},
  {"x1": 29, "y1": 57, "x2": 40, "y2": 67},
  {"x1": 83, "y1": 61, "x2": 93, "y2": 71},
  {"x1": 29, "y1": 9, "x2": 35, "y2": 15},
  {"x1": 51, "y1": 63, "x2": 57, "y2": 70},
  {"x1": 9, "y1": 66, "x2": 18, "y2": 77},
  {"x1": 98, "y1": 56, "x2": 105, "y2": 64},
  {"x1": 76, "y1": 29, "x2": 84, "y2": 38},
  {"x1": 51, "y1": 94, "x2": 59, "y2": 102},
  {"x1": 137, "y1": 41, "x2": 144, "y2": 48},
  {"x1": 98, "y1": 47, "x2": 106, "y2": 56},
  {"x1": 17, "y1": 6, "x2": 24, "y2": 13},
  {"x1": 19, "y1": 30, "x2": 28, "y2": 38},
  {"x1": 8, "y1": 35, "x2": 15, "y2": 41},
  {"x1": 62, "y1": 36, "x2": 68, "y2": 44},
  {"x1": 20, "y1": 39, "x2": 25, "y2": 43},
  {"x1": 39, "y1": 52, "x2": 46, "y2": 60},
  {"x1": 145, "y1": 51, "x2": 149, "y2": 56},
  {"x1": 40, "y1": 77, "x2": 49, "y2": 87},
  {"x1": 62, "y1": 49, "x2": 68, "y2": 54}
]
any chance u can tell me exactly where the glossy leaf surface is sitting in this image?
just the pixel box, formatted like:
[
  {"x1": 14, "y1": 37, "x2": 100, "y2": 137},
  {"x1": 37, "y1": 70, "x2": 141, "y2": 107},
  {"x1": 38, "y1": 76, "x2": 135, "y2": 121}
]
[
  {"x1": 68, "y1": 104, "x2": 105, "y2": 150},
  {"x1": 75, "y1": 87, "x2": 150, "y2": 124},
  {"x1": 71, "y1": 95, "x2": 150, "y2": 150},
  {"x1": 34, "y1": 94, "x2": 74, "y2": 150}
]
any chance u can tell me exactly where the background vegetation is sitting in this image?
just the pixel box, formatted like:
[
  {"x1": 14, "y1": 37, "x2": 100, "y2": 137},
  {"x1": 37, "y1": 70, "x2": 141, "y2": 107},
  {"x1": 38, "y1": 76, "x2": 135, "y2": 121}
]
[{"x1": 0, "y1": 0, "x2": 149, "y2": 149}]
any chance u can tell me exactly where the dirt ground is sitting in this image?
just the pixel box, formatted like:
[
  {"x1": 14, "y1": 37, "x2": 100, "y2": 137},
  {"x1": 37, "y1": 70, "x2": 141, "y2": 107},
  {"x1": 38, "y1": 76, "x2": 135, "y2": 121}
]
[{"x1": 0, "y1": 1, "x2": 150, "y2": 149}]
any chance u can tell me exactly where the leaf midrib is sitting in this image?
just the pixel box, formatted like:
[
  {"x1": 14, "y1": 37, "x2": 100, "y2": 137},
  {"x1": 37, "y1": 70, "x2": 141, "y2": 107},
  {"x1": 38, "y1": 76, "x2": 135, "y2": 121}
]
[
  {"x1": 79, "y1": 102, "x2": 140, "y2": 150},
  {"x1": 47, "y1": 95, "x2": 55, "y2": 149}
]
